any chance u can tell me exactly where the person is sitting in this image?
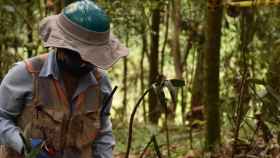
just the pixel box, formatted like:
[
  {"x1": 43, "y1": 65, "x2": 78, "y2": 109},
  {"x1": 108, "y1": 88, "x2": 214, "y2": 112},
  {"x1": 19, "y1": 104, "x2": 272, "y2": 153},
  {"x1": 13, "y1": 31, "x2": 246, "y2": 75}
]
[{"x1": 0, "y1": 0, "x2": 129, "y2": 158}]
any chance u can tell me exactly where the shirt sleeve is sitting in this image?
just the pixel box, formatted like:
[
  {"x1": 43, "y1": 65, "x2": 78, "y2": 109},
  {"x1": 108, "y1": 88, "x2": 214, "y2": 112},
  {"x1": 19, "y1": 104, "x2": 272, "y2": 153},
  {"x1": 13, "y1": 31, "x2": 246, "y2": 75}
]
[
  {"x1": 0, "y1": 62, "x2": 33, "y2": 153},
  {"x1": 92, "y1": 73, "x2": 115, "y2": 158}
]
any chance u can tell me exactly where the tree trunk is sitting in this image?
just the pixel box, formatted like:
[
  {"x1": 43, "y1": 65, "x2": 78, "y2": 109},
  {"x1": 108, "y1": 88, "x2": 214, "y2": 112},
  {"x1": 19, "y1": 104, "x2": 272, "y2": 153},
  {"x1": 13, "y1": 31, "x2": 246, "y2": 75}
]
[
  {"x1": 171, "y1": 0, "x2": 182, "y2": 79},
  {"x1": 160, "y1": 2, "x2": 170, "y2": 75},
  {"x1": 141, "y1": 25, "x2": 148, "y2": 123},
  {"x1": 27, "y1": 0, "x2": 33, "y2": 58},
  {"x1": 167, "y1": 0, "x2": 183, "y2": 121},
  {"x1": 148, "y1": 6, "x2": 161, "y2": 124},
  {"x1": 122, "y1": 57, "x2": 128, "y2": 118},
  {"x1": 204, "y1": 0, "x2": 223, "y2": 151},
  {"x1": 232, "y1": 10, "x2": 254, "y2": 154},
  {"x1": 191, "y1": 47, "x2": 204, "y2": 121},
  {"x1": 263, "y1": 44, "x2": 280, "y2": 124},
  {"x1": 236, "y1": 8, "x2": 254, "y2": 121}
]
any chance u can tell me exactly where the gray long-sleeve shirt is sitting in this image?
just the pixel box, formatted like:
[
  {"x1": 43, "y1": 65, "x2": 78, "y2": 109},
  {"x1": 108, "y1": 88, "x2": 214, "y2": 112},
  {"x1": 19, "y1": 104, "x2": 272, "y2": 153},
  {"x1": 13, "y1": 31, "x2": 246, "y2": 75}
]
[{"x1": 0, "y1": 51, "x2": 115, "y2": 157}]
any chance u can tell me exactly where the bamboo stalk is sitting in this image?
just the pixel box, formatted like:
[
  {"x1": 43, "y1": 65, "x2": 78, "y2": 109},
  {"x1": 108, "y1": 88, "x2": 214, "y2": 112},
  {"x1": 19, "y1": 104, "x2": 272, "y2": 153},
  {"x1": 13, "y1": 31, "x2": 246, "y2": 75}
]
[{"x1": 228, "y1": 0, "x2": 280, "y2": 7}]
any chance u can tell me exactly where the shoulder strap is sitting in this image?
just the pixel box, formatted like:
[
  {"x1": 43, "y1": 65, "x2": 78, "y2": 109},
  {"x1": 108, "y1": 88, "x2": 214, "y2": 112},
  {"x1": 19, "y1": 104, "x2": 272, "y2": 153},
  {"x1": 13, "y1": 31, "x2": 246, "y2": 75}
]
[
  {"x1": 23, "y1": 53, "x2": 48, "y2": 105},
  {"x1": 93, "y1": 67, "x2": 102, "y2": 82},
  {"x1": 24, "y1": 54, "x2": 48, "y2": 74}
]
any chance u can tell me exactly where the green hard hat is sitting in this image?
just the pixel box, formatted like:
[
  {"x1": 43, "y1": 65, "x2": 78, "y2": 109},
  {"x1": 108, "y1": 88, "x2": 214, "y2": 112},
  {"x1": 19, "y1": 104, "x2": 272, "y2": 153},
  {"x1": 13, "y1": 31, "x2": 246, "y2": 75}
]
[{"x1": 63, "y1": 0, "x2": 110, "y2": 32}]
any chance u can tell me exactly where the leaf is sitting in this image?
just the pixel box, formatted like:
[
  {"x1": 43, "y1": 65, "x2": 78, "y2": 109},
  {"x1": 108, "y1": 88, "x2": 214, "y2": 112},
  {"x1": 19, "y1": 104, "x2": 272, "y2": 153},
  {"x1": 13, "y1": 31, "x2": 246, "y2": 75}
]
[
  {"x1": 192, "y1": 119, "x2": 206, "y2": 126},
  {"x1": 163, "y1": 80, "x2": 177, "y2": 105},
  {"x1": 25, "y1": 147, "x2": 41, "y2": 158},
  {"x1": 169, "y1": 79, "x2": 185, "y2": 87},
  {"x1": 158, "y1": 89, "x2": 167, "y2": 107},
  {"x1": 151, "y1": 82, "x2": 167, "y2": 108},
  {"x1": 257, "y1": 89, "x2": 267, "y2": 98},
  {"x1": 151, "y1": 82, "x2": 160, "y2": 96}
]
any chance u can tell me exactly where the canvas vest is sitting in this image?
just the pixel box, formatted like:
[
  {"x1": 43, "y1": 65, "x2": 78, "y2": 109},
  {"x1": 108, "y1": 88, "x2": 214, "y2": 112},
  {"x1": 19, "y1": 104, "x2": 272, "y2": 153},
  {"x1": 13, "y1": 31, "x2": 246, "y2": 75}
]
[{"x1": 0, "y1": 54, "x2": 102, "y2": 158}]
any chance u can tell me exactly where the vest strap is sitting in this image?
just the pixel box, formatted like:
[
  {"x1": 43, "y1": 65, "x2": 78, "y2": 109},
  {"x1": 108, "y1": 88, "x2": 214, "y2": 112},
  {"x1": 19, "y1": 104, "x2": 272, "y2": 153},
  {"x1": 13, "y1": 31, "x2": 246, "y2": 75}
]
[
  {"x1": 24, "y1": 54, "x2": 48, "y2": 74},
  {"x1": 24, "y1": 54, "x2": 48, "y2": 106},
  {"x1": 93, "y1": 67, "x2": 102, "y2": 83}
]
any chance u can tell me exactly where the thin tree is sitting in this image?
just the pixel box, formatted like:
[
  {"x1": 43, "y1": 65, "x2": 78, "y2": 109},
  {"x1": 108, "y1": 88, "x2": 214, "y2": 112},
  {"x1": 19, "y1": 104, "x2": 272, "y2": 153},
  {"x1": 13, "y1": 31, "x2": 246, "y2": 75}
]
[
  {"x1": 122, "y1": 28, "x2": 129, "y2": 119},
  {"x1": 204, "y1": 0, "x2": 223, "y2": 152},
  {"x1": 141, "y1": 23, "x2": 148, "y2": 122},
  {"x1": 148, "y1": 2, "x2": 161, "y2": 124},
  {"x1": 191, "y1": 47, "x2": 204, "y2": 122},
  {"x1": 171, "y1": 0, "x2": 183, "y2": 79},
  {"x1": 27, "y1": 0, "x2": 33, "y2": 58},
  {"x1": 160, "y1": 2, "x2": 170, "y2": 75}
]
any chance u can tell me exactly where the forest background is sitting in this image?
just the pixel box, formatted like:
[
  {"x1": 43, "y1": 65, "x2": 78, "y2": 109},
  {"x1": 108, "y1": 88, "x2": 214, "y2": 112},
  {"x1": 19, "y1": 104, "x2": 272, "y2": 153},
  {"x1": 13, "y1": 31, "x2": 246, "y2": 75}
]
[{"x1": 0, "y1": 0, "x2": 280, "y2": 157}]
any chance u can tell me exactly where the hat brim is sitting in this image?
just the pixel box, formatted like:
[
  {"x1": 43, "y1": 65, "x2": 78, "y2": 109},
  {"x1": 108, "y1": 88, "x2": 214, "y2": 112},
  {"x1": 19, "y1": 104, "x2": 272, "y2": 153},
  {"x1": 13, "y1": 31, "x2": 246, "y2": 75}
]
[{"x1": 39, "y1": 15, "x2": 129, "y2": 70}]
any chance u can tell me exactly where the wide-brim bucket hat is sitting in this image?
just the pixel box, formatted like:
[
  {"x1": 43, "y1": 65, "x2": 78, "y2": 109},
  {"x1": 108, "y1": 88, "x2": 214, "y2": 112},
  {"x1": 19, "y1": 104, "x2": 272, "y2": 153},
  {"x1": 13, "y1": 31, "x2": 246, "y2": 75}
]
[{"x1": 38, "y1": 1, "x2": 129, "y2": 70}]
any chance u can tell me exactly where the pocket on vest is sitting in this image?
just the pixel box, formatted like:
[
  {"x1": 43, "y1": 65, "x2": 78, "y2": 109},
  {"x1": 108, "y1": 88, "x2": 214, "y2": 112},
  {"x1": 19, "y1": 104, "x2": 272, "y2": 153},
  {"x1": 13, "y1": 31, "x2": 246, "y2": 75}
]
[
  {"x1": 66, "y1": 111, "x2": 101, "y2": 148},
  {"x1": 30, "y1": 107, "x2": 64, "y2": 150}
]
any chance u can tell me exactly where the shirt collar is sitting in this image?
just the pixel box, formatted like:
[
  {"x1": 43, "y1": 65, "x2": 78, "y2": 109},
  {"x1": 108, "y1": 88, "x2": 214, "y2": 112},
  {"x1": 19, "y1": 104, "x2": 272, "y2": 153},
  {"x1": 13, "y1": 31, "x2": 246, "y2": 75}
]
[
  {"x1": 38, "y1": 50, "x2": 99, "y2": 92},
  {"x1": 73, "y1": 71, "x2": 98, "y2": 99},
  {"x1": 39, "y1": 50, "x2": 60, "y2": 80}
]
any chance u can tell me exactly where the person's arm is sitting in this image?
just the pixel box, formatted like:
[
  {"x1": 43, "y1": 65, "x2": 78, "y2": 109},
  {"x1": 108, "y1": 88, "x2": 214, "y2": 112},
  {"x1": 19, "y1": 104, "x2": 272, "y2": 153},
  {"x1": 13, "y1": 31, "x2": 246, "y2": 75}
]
[
  {"x1": 92, "y1": 73, "x2": 115, "y2": 158},
  {"x1": 92, "y1": 118, "x2": 115, "y2": 158},
  {"x1": 0, "y1": 62, "x2": 33, "y2": 154}
]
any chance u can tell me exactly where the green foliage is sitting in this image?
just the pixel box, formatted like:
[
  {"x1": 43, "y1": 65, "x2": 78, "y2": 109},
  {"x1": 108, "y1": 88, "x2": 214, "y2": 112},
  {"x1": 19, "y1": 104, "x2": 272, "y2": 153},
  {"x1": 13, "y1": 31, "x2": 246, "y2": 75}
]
[
  {"x1": 113, "y1": 122, "x2": 192, "y2": 157},
  {"x1": 25, "y1": 148, "x2": 41, "y2": 158}
]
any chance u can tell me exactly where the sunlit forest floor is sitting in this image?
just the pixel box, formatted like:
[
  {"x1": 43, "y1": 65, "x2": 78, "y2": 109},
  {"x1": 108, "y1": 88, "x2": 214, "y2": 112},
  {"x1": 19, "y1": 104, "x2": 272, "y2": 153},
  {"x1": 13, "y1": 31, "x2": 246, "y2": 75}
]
[
  {"x1": 113, "y1": 121, "x2": 191, "y2": 158},
  {"x1": 112, "y1": 120, "x2": 280, "y2": 158}
]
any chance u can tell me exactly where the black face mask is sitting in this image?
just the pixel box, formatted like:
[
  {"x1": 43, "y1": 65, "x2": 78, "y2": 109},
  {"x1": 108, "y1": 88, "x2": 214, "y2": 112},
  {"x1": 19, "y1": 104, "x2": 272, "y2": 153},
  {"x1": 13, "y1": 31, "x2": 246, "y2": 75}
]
[{"x1": 57, "y1": 49, "x2": 94, "y2": 77}]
